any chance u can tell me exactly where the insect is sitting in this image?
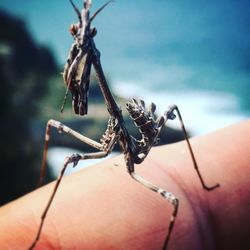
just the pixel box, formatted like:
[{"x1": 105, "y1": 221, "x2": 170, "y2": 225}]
[{"x1": 29, "y1": 0, "x2": 220, "y2": 249}]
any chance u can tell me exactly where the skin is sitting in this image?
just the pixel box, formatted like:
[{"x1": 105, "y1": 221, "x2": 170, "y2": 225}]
[{"x1": 0, "y1": 120, "x2": 249, "y2": 250}]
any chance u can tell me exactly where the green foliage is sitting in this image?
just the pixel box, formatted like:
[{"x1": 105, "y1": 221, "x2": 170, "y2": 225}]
[{"x1": 0, "y1": 10, "x2": 57, "y2": 205}]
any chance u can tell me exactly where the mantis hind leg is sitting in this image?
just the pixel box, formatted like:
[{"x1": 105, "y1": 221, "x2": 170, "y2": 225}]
[{"x1": 165, "y1": 104, "x2": 220, "y2": 191}]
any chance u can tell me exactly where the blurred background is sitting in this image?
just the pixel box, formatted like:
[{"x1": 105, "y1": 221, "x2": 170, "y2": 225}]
[{"x1": 0, "y1": 0, "x2": 249, "y2": 205}]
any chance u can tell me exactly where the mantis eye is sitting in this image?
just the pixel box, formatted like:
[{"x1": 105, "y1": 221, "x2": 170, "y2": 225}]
[
  {"x1": 91, "y1": 27, "x2": 97, "y2": 37},
  {"x1": 69, "y1": 24, "x2": 78, "y2": 36}
]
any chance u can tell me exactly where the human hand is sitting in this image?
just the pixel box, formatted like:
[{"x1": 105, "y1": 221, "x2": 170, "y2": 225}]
[{"x1": 0, "y1": 120, "x2": 249, "y2": 250}]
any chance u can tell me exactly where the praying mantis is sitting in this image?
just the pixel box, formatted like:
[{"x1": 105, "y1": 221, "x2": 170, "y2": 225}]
[{"x1": 29, "y1": 1, "x2": 220, "y2": 249}]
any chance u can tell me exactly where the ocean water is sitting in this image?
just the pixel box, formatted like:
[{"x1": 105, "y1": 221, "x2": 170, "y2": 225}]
[
  {"x1": 113, "y1": 82, "x2": 246, "y2": 135},
  {"x1": 98, "y1": 0, "x2": 249, "y2": 135}
]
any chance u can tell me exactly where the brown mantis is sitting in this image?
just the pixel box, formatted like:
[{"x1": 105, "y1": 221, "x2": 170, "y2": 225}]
[{"x1": 29, "y1": 0, "x2": 220, "y2": 249}]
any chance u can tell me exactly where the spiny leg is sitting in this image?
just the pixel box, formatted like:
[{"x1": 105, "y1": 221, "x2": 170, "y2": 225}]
[
  {"x1": 29, "y1": 151, "x2": 109, "y2": 250},
  {"x1": 128, "y1": 165, "x2": 178, "y2": 250},
  {"x1": 38, "y1": 119, "x2": 104, "y2": 187},
  {"x1": 165, "y1": 104, "x2": 220, "y2": 191}
]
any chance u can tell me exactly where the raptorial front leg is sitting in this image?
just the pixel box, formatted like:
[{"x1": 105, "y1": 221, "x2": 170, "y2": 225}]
[
  {"x1": 28, "y1": 151, "x2": 109, "y2": 250},
  {"x1": 38, "y1": 119, "x2": 104, "y2": 187},
  {"x1": 165, "y1": 104, "x2": 220, "y2": 191}
]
